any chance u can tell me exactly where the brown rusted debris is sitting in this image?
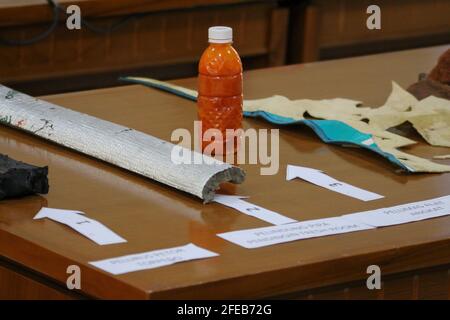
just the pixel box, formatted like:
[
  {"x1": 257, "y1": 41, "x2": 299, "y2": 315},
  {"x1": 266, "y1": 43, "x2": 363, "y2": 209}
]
[{"x1": 407, "y1": 49, "x2": 450, "y2": 100}]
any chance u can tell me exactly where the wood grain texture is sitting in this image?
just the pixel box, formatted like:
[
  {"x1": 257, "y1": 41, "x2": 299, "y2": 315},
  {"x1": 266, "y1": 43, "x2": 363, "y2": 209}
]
[
  {"x1": 0, "y1": 3, "x2": 273, "y2": 81},
  {"x1": 268, "y1": 7, "x2": 289, "y2": 66},
  {"x1": 0, "y1": 264, "x2": 74, "y2": 300},
  {"x1": 0, "y1": 1, "x2": 288, "y2": 94},
  {"x1": 314, "y1": 0, "x2": 450, "y2": 48},
  {"x1": 0, "y1": 0, "x2": 261, "y2": 27},
  {"x1": 0, "y1": 46, "x2": 449, "y2": 299},
  {"x1": 287, "y1": 4, "x2": 321, "y2": 63},
  {"x1": 278, "y1": 264, "x2": 450, "y2": 300},
  {"x1": 288, "y1": 0, "x2": 450, "y2": 60}
]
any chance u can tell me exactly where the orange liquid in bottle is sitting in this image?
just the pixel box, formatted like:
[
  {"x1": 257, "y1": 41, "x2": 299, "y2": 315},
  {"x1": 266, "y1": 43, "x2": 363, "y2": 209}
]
[{"x1": 198, "y1": 26, "x2": 243, "y2": 154}]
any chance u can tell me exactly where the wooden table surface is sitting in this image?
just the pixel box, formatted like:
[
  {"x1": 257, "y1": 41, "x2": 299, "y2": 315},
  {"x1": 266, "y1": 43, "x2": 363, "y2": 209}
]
[{"x1": 1, "y1": 45, "x2": 450, "y2": 299}]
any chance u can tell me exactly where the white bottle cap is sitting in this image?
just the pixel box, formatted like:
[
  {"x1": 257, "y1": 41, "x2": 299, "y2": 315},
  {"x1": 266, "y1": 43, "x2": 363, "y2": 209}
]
[{"x1": 208, "y1": 26, "x2": 233, "y2": 43}]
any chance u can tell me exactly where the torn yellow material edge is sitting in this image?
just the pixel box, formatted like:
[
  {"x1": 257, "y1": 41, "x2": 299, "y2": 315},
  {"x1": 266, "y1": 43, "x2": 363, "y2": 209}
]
[{"x1": 243, "y1": 82, "x2": 450, "y2": 173}]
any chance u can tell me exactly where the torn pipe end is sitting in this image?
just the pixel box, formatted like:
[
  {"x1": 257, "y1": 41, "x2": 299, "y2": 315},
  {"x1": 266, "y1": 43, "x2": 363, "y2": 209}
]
[{"x1": 202, "y1": 166, "x2": 246, "y2": 203}]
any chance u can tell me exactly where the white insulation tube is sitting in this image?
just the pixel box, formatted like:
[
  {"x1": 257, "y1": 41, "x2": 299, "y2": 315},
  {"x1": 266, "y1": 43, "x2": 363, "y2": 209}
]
[{"x1": 0, "y1": 85, "x2": 245, "y2": 202}]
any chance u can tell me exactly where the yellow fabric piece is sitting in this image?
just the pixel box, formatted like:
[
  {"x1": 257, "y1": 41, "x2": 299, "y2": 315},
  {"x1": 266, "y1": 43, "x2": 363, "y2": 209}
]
[{"x1": 243, "y1": 82, "x2": 450, "y2": 173}]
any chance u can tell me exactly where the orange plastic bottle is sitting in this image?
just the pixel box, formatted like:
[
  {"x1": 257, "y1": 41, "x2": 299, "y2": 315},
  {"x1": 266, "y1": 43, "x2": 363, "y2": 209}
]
[{"x1": 198, "y1": 26, "x2": 243, "y2": 154}]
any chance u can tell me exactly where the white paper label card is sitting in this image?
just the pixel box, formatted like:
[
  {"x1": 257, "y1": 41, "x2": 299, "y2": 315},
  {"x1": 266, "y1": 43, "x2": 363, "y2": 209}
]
[
  {"x1": 287, "y1": 165, "x2": 384, "y2": 202},
  {"x1": 214, "y1": 195, "x2": 297, "y2": 225},
  {"x1": 344, "y1": 195, "x2": 450, "y2": 227},
  {"x1": 33, "y1": 207, "x2": 85, "y2": 219},
  {"x1": 325, "y1": 181, "x2": 383, "y2": 202},
  {"x1": 218, "y1": 217, "x2": 374, "y2": 249},
  {"x1": 34, "y1": 207, "x2": 127, "y2": 246},
  {"x1": 89, "y1": 243, "x2": 219, "y2": 275}
]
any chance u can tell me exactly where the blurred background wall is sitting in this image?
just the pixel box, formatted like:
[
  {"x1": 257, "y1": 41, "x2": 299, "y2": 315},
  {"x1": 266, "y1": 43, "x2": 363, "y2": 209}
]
[{"x1": 0, "y1": 0, "x2": 449, "y2": 96}]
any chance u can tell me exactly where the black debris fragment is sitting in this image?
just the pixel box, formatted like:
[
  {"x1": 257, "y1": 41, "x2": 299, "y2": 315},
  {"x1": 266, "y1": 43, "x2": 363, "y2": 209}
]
[{"x1": 0, "y1": 154, "x2": 49, "y2": 200}]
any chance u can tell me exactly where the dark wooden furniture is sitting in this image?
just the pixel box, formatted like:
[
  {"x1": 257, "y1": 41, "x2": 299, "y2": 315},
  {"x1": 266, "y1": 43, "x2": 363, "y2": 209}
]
[
  {"x1": 0, "y1": 45, "x2": 449, "y2": 299},
  {"x1": 288, "y1": 0, "x2": 450, "y2": 63},
  {"x1": 0, "y1": 0, "x2": 289, "y2": 95}
]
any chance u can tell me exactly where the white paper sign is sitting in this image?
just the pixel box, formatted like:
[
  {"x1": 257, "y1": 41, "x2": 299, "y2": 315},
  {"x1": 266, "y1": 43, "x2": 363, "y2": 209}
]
[
  {"x1": 218, "y1": 217, "x2": 374, "y2": 249},
  {"x1": 89, "y1": 243, "x2": 218, "y2": 275},
  {"x1": 214, "y1": 195, "x2": 297, "y2": 225},
  {"x1": 344, "y1": 195, "x2": 450, "y2": 227},
  {"x1": 34, "y1": 208, "x2": 127, "y2": 246},
  {"x1": 286, "y1": 165, "x2": 384, "y2": 201}
]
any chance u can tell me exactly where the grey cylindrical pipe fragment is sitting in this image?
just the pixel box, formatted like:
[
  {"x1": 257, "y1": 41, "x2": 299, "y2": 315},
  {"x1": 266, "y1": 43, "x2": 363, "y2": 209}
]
[{"x1": 0, "y1": 85, "x2": 245, "y2": 202}]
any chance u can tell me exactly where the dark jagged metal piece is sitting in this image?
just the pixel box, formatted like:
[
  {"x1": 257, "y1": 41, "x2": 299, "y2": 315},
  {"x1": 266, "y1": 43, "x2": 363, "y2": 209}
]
[{"x1": 0, "y1": 154, "x2": 49, "y2": 200}]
